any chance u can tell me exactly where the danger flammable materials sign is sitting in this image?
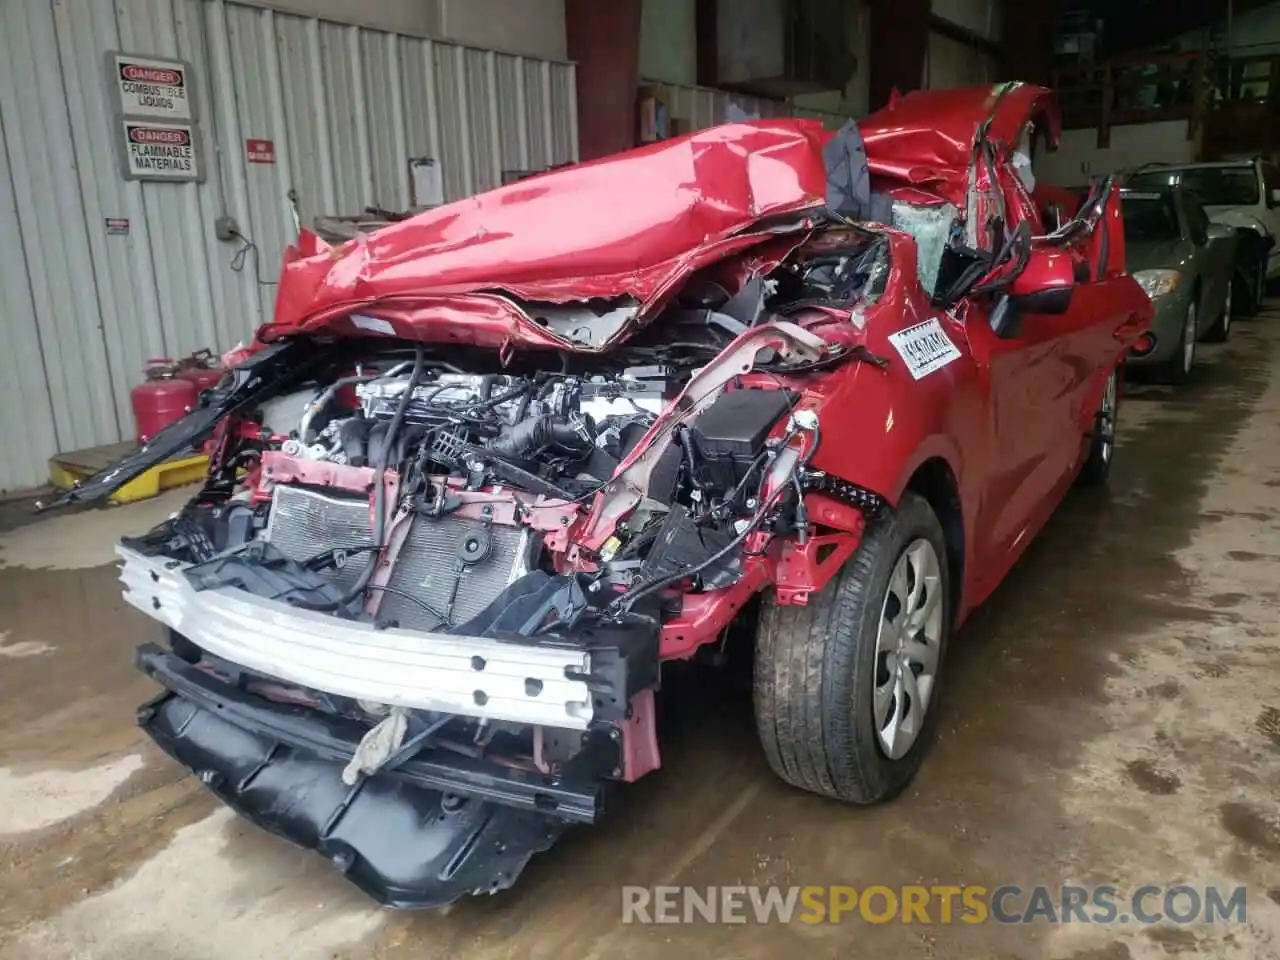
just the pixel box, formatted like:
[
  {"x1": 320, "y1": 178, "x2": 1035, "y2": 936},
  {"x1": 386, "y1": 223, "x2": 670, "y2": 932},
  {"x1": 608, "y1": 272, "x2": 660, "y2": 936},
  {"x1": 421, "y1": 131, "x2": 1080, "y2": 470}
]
[{"x1": 119, "y1": 121, "x2": 201, "y2": 182}]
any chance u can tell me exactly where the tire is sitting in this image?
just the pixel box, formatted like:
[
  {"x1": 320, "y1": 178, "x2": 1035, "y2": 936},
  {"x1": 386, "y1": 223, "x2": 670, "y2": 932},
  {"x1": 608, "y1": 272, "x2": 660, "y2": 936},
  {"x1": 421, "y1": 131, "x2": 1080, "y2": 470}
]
[
  {"x1": 1077, "y1": 366, "x2": 1119, "y2": 487},
  {"x1": 1159, "y1": 299, "x2": 1197, "y2": 385},
  {"x1": 754, "y1": 491, "x2": 950, "y2": 804},
  {"x1": 1231, "y1": 269, "x2": 1257, "y2": 319},
  {"x1": 1203, "y1": 282, "x2": 1232, "y2": 342}
]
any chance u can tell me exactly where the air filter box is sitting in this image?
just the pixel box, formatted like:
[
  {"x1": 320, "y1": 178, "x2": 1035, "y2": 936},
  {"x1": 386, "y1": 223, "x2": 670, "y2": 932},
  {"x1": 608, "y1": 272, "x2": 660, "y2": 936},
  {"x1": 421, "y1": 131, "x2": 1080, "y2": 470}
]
[{"x1": 689, "y1": 387, "x2": 794, "y2": 491}]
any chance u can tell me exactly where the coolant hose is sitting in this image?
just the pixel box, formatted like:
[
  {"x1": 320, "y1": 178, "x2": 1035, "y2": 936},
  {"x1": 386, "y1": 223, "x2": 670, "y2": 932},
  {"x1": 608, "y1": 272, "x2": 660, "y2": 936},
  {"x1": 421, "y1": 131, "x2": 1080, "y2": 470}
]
[{"x1": 293, "y1": 343, "x2": 424, "y2": 612}]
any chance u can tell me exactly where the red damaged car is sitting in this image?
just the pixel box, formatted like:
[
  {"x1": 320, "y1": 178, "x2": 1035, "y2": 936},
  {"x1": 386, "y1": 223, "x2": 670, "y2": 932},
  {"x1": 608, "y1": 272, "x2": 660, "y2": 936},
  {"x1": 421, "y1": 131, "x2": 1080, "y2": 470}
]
[{"x1": 49, "y1": 83, "x2": 1150, "y2": 907}]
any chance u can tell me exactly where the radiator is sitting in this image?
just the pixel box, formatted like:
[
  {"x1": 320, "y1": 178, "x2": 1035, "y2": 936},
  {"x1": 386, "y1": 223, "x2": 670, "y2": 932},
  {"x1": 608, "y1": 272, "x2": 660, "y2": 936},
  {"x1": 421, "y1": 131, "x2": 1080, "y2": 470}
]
[
  {"x1": 263, "y1": 486, "x2": 373, "y2": 596},
  {"x1": 380, "y1": 515, "x2": 532, "y2": 631},
  {"x1": 263, "y1": 484, "x2": 530, "y2": 631}
]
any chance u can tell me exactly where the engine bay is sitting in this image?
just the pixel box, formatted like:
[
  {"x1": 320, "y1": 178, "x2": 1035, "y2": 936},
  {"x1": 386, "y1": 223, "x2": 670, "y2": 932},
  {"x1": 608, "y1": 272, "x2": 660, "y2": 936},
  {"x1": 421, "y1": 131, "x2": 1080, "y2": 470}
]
[
  {"x1": 133, "y1": 350, "x2": 812, "y2": 628},
  {"x1": 118, "y1": 229, "x2": 891, "y2": 638}
]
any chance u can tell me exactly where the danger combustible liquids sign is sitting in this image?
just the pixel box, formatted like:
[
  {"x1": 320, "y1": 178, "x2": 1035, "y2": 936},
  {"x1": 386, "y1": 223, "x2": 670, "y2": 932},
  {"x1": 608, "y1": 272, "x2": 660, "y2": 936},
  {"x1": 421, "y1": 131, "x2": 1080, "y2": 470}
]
[
  {"x1": 111, "y1": 53, "x2": 192, "y2": 120},
  {"x1": 119, "y1": 121, "x2": 201, "y2": 182}
]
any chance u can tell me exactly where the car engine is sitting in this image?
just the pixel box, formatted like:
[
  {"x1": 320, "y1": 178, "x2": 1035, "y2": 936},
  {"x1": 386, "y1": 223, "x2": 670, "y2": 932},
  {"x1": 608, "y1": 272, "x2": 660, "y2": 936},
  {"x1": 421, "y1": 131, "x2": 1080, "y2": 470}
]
[
  {"x1": 123, "y1": 338, "x2": 817, "y2": 643},
  {"x1": 245, "y1": 365, "x2": 682, "y2": 631}
]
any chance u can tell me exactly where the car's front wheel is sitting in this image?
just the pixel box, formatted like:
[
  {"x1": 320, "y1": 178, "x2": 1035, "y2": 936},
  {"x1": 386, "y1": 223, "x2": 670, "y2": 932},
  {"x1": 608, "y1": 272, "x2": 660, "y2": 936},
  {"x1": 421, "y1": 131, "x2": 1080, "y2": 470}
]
[
  {"x1": 1159, "y1": 300, "x2": 1197, "y2": 385},
  {"x1": 1203, "y1": 283, "x2": 1232, "y2": 342},
  {"x1": 754, "y1": 492, "x2": 950, "y2": 804},
  {"x1": 1077, "y1": 366, "x2": 1119, "y2": 486},
  {"x1": 1232, "y1": 268, "x2": 1258, "y2": 318}
]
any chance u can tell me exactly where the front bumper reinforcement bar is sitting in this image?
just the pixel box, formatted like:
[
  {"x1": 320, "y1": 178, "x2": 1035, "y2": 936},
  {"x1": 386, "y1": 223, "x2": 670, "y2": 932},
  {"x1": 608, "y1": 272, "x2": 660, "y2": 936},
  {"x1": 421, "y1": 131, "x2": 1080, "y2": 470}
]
[{"x1": 118, "y1": 545, "x2": 596, "y2": 729}]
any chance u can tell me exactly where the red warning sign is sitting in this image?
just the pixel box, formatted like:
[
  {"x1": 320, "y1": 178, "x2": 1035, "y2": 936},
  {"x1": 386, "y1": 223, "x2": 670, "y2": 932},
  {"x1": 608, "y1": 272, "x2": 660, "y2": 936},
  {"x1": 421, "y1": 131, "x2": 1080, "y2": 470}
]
[
  {"x1": 121, "y1": 120, "x2": 198, "y2": 180},
  {"x1": 110, "y1": 52, "x2": 192, "y2": 120},
  {"x1": 246, "y1": 138, "x2": 276, "y2": 164}
]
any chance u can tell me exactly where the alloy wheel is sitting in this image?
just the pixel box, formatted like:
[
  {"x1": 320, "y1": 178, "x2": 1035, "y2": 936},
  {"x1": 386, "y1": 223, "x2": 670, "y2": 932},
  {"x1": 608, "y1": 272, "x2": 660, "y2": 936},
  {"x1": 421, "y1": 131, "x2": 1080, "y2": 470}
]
[
  {"x1": 1182, "y1": 303, "x2": 1197, "y2": 375},
  {"x1": 873, "y1": 539, "x2": 944, "y2": 760},
  {"x1": 1098, "y1": 370, "x2": 1117, "y2": 463}
]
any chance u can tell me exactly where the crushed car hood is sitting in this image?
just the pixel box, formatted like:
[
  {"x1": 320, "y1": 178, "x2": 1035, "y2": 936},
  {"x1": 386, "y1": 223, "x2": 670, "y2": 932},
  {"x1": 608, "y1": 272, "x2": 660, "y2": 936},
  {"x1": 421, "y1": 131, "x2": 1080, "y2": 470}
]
[
  {"x1": 267, "y1": 120, "x2": 833, "y2": 350},
  {"x1": 267, "y1": 93, "x2": 1055, "y2": 348},
  {"x1": 859, "y1": 82, "x2": 1060, "y2": 205}
]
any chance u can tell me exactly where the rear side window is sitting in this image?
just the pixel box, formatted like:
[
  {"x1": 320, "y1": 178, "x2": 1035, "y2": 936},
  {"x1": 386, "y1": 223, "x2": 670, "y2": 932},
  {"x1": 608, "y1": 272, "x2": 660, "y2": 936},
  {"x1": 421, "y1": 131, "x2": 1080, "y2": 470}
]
[
  {"x1": 1174, "y1": 167, "x2": 1259, "y2": 206},
  {"x1": 1182, "y1": 192, "x2": 1210, "y2": 245},
  {"x1": 1121, "y1": 192, "x2": 1181, "y2": 242}
]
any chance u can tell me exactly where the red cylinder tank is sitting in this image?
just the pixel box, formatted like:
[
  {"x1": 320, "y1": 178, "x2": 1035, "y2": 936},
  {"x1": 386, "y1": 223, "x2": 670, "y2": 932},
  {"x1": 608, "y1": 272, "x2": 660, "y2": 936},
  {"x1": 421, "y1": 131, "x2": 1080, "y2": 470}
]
[
  {"x1": 132, "y1": 360, "x2": 198, "y2": 444},
  {"x1": 176, "y1": 348, "x2": 224, "y2": 394},
  {"x1": 180, "y1": 366, "x2": 224, "y2": 393}
]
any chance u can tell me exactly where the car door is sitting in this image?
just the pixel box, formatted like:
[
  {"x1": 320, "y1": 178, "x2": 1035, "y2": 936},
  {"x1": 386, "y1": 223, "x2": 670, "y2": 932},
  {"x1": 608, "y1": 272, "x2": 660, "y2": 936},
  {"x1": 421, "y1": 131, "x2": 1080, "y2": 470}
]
[
  {"x1": 1259, "y1": 161, "x2": 1280, "y2": 277},
  {"x1": 1055, "y1": 182, "x2": 1140, "y2": 471},
  {"x1": 967, "y1": 181, "x2": 1132, "y2": 581},
  {"x1": 964, "y1": 294, "x2": 1070, "y2": 569},
  {"x1": 1183, "y1": 190, "x2": 1232, "y2": 321}
]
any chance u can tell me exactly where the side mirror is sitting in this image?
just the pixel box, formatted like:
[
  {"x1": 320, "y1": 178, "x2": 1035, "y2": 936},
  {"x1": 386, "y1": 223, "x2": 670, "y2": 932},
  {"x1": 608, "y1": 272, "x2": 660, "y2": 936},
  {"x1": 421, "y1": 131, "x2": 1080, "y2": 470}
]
[
  {"x1": 1206, "y1": 222, "x2": 1234, "y2": 241},
  {"x1": 1008, "y1": 248, "x2": 1077, "y2": 315},
  {"x1": 1269, "y1": 188, "x2": 1280, "y2": 208}
]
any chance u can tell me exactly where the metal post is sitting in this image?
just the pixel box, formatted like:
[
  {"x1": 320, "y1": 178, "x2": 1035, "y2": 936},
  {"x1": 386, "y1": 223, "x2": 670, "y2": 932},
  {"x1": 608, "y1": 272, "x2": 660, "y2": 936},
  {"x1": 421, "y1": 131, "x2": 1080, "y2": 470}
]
[{"x1": 1227, "y1": 0, "x2": 1234, "y2": 99}]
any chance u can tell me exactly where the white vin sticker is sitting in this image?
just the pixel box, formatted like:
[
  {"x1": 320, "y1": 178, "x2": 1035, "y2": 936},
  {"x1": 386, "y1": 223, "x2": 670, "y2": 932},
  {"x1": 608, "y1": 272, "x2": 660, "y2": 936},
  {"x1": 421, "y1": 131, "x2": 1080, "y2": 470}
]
[{"x1": 887, "y1": 319, "x2": 962, "y2": 380}]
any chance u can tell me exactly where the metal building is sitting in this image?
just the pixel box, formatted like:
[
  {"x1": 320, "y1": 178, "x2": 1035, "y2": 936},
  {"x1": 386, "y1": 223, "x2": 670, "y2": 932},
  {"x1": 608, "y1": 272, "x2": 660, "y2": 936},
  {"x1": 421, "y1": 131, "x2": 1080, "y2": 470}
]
[{"x1": 0, "y1": 0, "x2": 578, "y2": 493}]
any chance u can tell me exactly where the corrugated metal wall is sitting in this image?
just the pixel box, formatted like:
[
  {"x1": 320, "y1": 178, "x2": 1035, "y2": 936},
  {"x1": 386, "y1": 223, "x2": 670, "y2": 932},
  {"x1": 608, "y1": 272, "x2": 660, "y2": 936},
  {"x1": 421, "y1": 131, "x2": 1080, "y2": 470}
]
[
  {"x1": 927, "y1": 0, "x2": 1000, "y2": 90},
  {"x1": 0, "y1": 0, "x2": 577, "y2": 493}
]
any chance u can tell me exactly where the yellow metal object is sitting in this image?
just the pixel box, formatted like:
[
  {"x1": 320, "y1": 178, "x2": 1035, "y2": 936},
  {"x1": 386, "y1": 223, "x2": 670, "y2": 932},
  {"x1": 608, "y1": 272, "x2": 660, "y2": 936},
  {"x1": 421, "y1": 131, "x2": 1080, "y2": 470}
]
[{"x1": 48, "y1": 441, "x2": 208, "y2": 505}]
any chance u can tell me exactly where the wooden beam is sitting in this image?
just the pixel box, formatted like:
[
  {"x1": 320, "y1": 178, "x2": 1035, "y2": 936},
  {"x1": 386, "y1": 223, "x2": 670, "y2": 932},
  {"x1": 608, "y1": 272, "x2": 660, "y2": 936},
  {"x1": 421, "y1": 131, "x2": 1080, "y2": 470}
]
[
  {"x1": 928, "y1": 14, "x2": 1001, "y2": 61},
  {"x1": 869, "y1": 0, "x2": 930, "y2": 108}
]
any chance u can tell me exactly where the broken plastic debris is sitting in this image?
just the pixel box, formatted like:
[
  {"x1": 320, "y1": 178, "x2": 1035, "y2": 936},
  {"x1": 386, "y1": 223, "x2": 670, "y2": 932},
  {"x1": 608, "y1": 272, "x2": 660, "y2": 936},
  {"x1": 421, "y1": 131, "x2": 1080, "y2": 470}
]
[{"x1": 341, "y1": 706, "x2": 410, "y2": 785}]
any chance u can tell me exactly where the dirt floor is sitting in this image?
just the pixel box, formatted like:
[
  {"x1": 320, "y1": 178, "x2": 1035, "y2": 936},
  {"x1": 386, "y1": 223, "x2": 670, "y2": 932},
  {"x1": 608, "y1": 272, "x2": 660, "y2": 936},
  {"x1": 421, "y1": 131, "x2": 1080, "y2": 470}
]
[{"x1": 3, "y1": 309, "x2": 1280, "y2": 960}]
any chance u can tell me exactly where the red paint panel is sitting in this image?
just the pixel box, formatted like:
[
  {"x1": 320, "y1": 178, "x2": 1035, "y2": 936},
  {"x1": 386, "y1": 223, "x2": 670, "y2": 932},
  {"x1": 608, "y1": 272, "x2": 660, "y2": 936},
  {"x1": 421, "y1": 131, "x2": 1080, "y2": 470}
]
[
  {"x1": 860, "y1": 84, "x2": 1061, "y2": 206},
  {"x1": 267, "y1": 120, "x2": 831, "y2": 343}
]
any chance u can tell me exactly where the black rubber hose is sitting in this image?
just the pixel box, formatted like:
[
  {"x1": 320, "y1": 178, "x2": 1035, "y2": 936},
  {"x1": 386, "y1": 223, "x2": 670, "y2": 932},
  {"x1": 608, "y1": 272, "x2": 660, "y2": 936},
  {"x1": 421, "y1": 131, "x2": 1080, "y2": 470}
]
[
  {"x1": 475, "y1": 380, "x2": 534, "y2": 412},
  {"x1": 338, "y1": 417, "x2": 370, "y2": 467},
  {"x1": 293, "y1": 343, "x2": 424, "y2": 613},
  {"x1": 485, "y1": 414, "x2": 591, "y2": 459},
  {"x1": 299, "y1": 360, "x2": 412, "y2": 442}
]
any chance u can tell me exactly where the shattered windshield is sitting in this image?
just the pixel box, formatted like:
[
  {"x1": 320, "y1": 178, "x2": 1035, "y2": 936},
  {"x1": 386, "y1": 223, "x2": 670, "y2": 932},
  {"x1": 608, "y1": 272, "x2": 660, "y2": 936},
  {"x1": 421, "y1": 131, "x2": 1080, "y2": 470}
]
[{"x1": 891, "y1": 202, "x2": 959, "y2": 297}]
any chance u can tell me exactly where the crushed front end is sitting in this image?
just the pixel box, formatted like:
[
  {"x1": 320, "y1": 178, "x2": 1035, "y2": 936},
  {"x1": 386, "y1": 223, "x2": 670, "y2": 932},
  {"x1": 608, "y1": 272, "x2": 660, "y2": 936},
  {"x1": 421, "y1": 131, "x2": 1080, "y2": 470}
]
[
  {"x1": 48, "y1": 121, "x2": 907, "y2": 908},
  {"x1": 98, "y1": 299, "x2": 877, "y2": 907}
]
